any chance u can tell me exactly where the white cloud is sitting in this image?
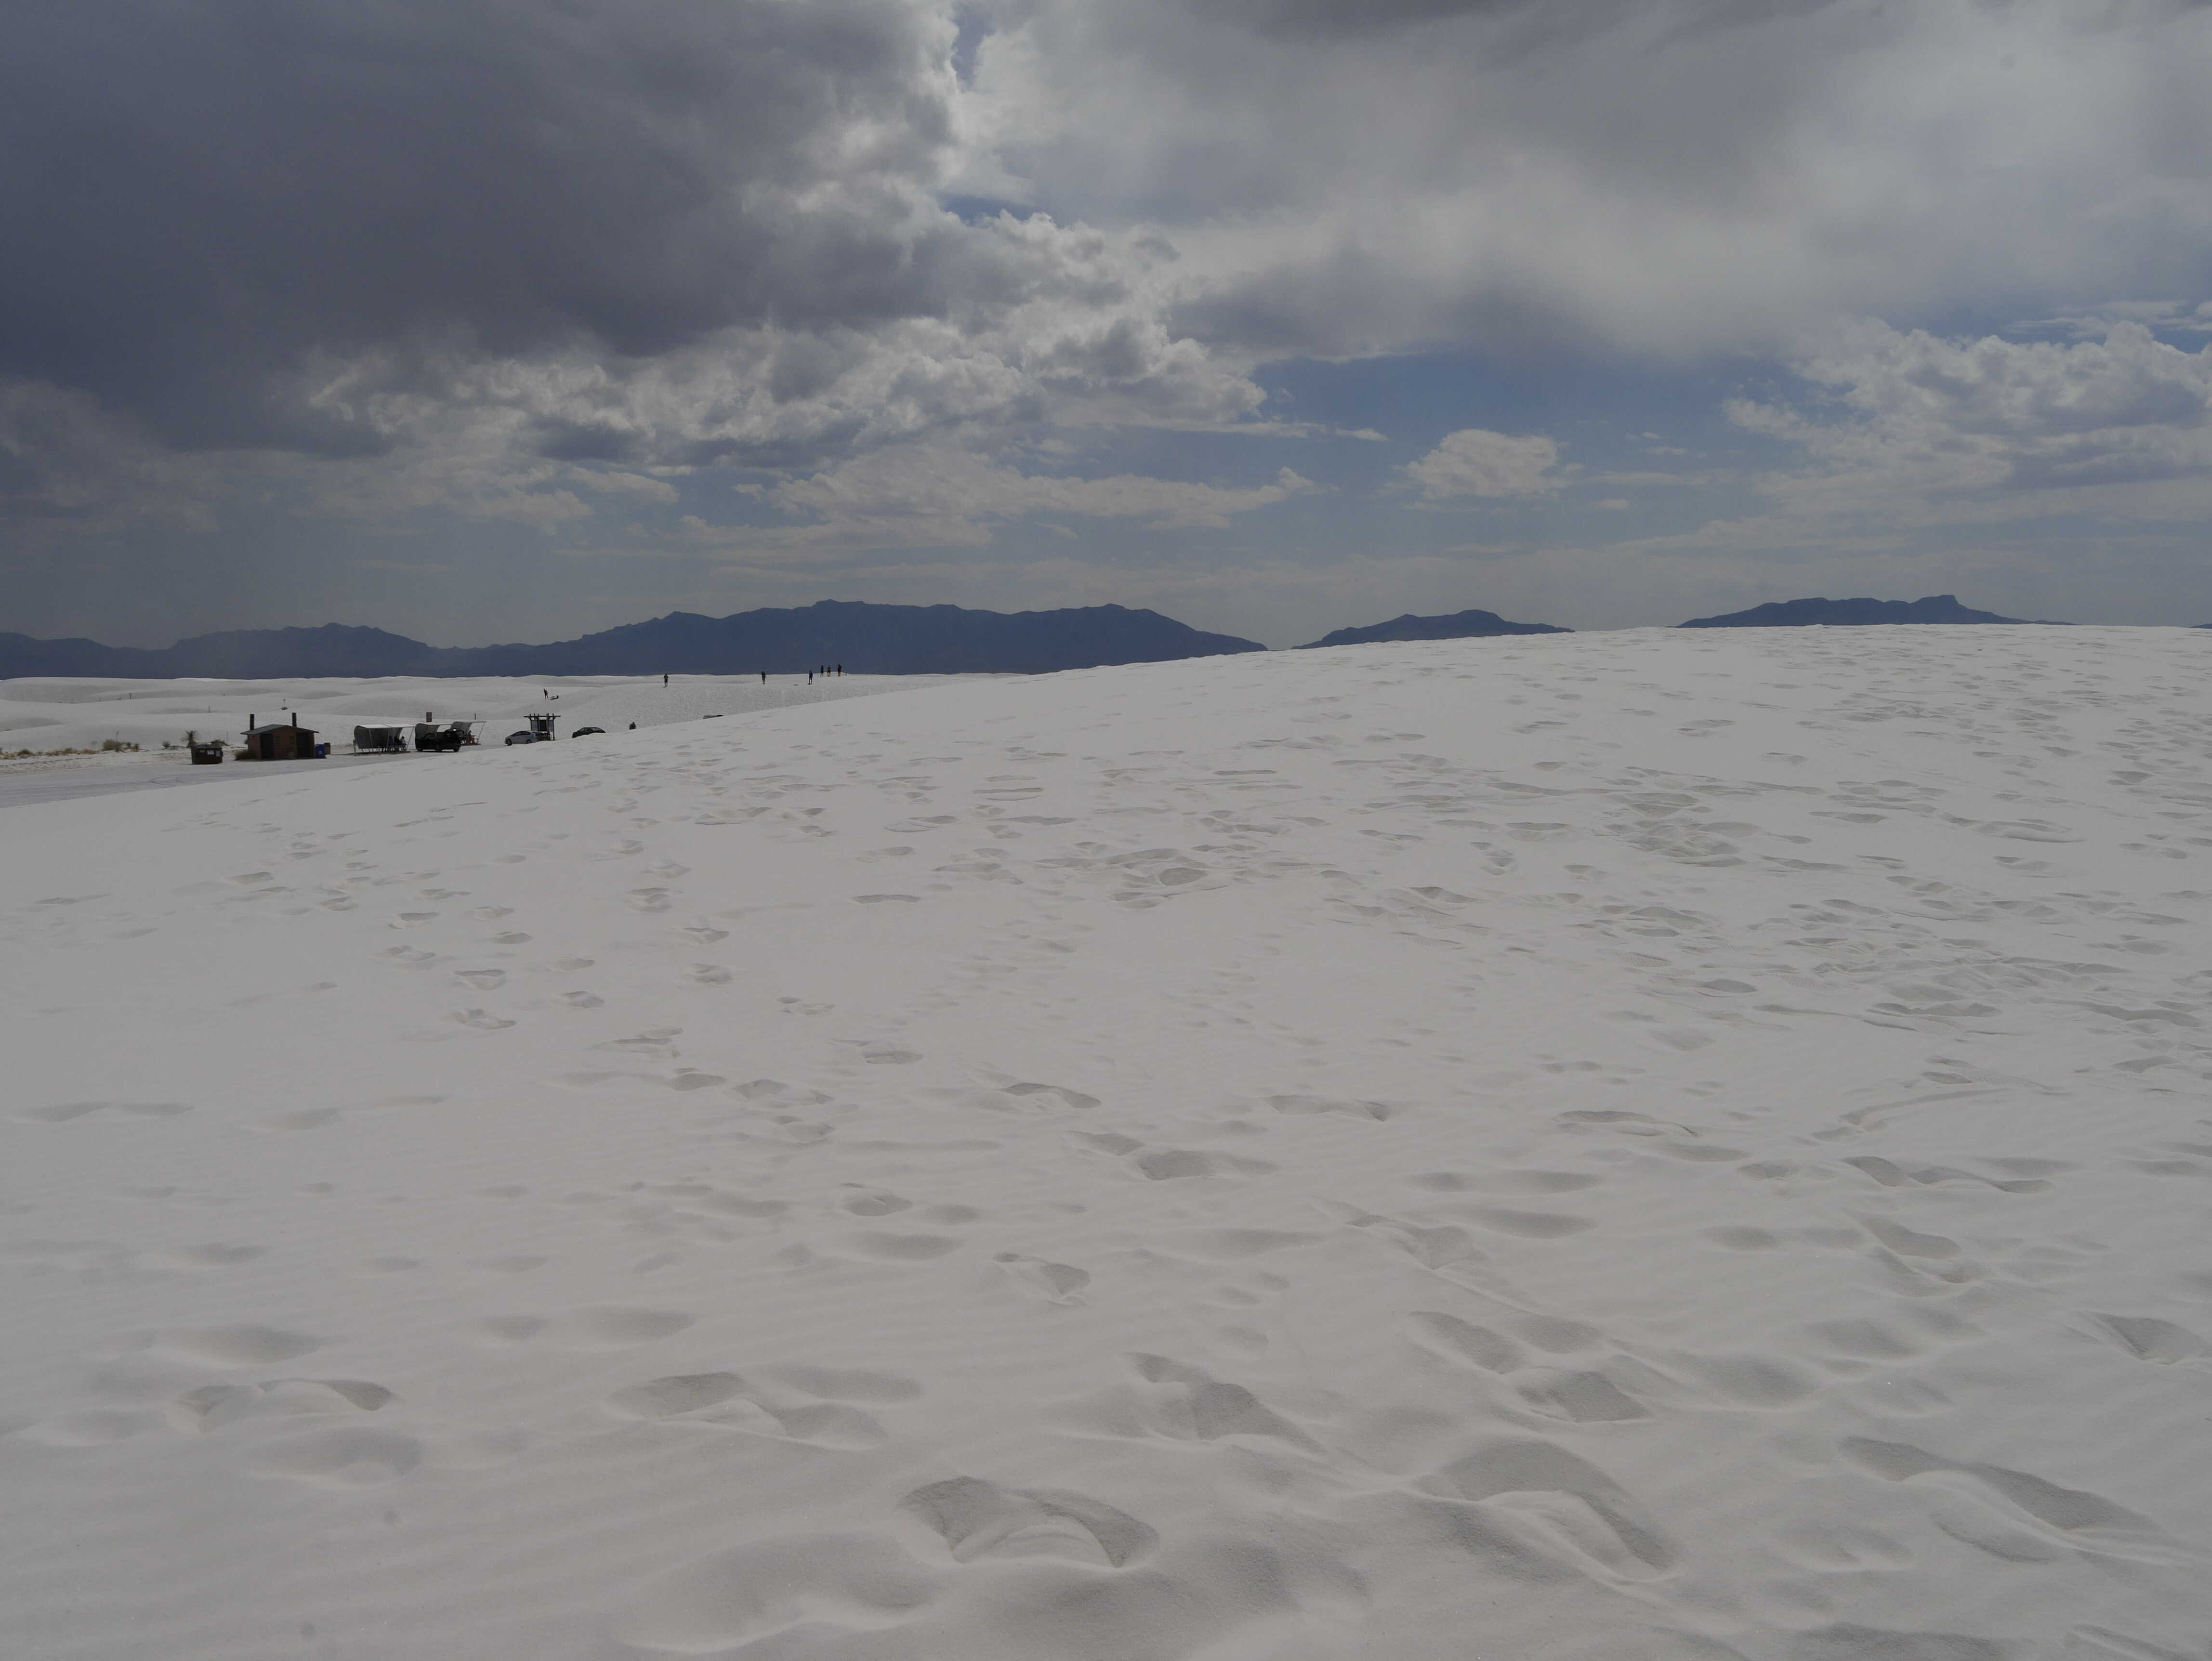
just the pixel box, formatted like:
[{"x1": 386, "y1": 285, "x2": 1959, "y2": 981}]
[
  {"x1": 965, "y1": 0, "x2": 2212, "y2": 359},
  {"x1": 1731, "y1": 320, "x2": 2212, "y2": 501},
  {"x1": 569, "y1": 470, "x2": 681, "y2": 503},
  {"x1": 2014, "y1": 300, "x2": 2212, "y2": 340},
  {"x1": 10, "y1": 0, "x2": 2212, "y2": 641},
  {"x1": 1404, "y1": 429, "x2": 1566, "y2": 499},
  {"x1": 680, "y1": 448, "x2": 1316, "y2": 557}
]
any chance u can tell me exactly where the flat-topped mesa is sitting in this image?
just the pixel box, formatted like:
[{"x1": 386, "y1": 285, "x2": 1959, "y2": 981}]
[
  {"x1": 0, "y1": 602, "x2": 1265, "y2": 679},
  {"x1": 1298, "y1": 607, "x2": 1570, "y2": 649},
  {"x1": 1677, "y1": 594, "x2": 2061, "y2": 628}
]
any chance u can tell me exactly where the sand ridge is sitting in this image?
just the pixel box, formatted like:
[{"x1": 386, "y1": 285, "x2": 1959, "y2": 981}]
[{"x1": 3, "y1": 625, "x2": 2211, "y2": 1658}]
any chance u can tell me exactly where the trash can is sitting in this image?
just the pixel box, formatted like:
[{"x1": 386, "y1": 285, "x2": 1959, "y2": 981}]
[{"x1": 315, "y1": 742, "x2": 330, "y2": 758}]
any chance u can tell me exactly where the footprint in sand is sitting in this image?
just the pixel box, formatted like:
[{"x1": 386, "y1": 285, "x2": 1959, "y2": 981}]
[
  {"x1": 2078, "y1": 1313, "x2": 2205, "y2": 1364},
  {"x1": 1361, "y1": 1437, "x2": 1678, "y2": 1588},
  {"x1": 1411, "y1": 1308, "x2": 1813, "y2": 1419},
  {"x1": 250, "y1": 1427, "x2": 424, "y2": 1486},
  {"x1": 1844, "y1": 1155, "x2": 2056, "y2": 1194},
  {"x1": 145, "y1": 1242, "x2": 265, "y2": 1270},
  {"x1": 764, "y1": 1365, "x2": 923, "y2": 1403},
  {"x1": 840, "y1": 1232, "x2": 963, "y2": 1261},
  {"x1": 1789, "y1": 1625, "x2": 2002, "y2": 1661},
  {"x1": 1659, "y1": 1352, "x2": 1819, "y2": 1410},
  {"x1": 1265, "y1": 1093, "x2": 1401, "y2": 1121},
  {"x1": 1841, "y1": 1437, "x2": 2192, "y2": 1564},
  {"x1": 170, "y1": 1378, "x2": 395, "y2": 1431},
  {"x1": 156, "y1": 1325, "x2": 326, "y2": 1366},
  {"x1": 1858, "y1": 1216, "x2": 1965, "y2": 1259},
  {"x1": 1409, "y1": 1170, "x2": 1603, "y2": 1195},
  {"x1": 1511, "y1": 1369, "x2": 1651, "y2": 1423},
  {"x1": 1070, "y1": 1131, "x2": 1141, "y2": 1156},
  {"x1": 1848, "y1": 1377, "x2": 1954, "y2": 1417},
  {"x1": 994, "y1": 1253, "x2": 1091, "y2": 1304},
  {"x1": 469, "y1": 1315, "x2": 545, "y2": 1345},
  {"x1": 1803, "y1": 1316, "x2": 1929, "y2": 1363},
  {"x1": 21, "y1": 1411, "x2": 166, "y2": 1446},
  {"x1": 605, "y1": 1373, "x2": 755, "y2": 1420},
  {"x1": 347, "y1": 1254, "x2": 421, "y2": 1276},
  {"x1": 245, "y1": 1108, "x2": 342, "y2": 1132},
  {"x1": 1708, "y1": 1226, "x2": 1785, "y2": 1250},
  {"x1": 21, "y1": 1100, "x2": 192, "y2": 1124},
  {"x1": 839, "y1": 1186, "x2": 913, "y2": 1216},
  {"x1": 1159, "y1": 1229, "x2": 1323, "y2": 1261},
  {"x1": 544, "y1": 1307, "x2": 695, "y2": 1349},
  {"x1": 999, "y1": 1081, "x2": 1101, "y2": 1110},
  {"x1": 628, "y1": 1508, "x2": 1357, "y2": 1656},
  {"x1": 1050, "y1": 1353, "x2": 1323, "y2": 1453},
  {"x1": 604, "y1": 1371, "x2": 892, "y2": 1449},
  {"x1": 1408, "y1": 1312, "x2": 1525, "y2": 1373},
  {"x1": 899, "y1": 1476, "x2": 1157, "y2": 1567},
  {"x1": 1771, "y1": 1522, "x2": 1915, "y2": 1573},
  {"x1": 1128, "y1": 1148, "x2": 1277, "y2": 1182},
  {"x1": 1334, "y1": 1208, "x2": 1487, "y2": 1270},
  {"x1": 1450, "y1": 1205, "x2": 1597, "y2": 1239},
  {"x1": 616, "y1": 1533, "x2": 940, "y2": 1654}
]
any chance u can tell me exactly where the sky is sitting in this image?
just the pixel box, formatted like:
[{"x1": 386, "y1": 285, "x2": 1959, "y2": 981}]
[{"x1": 3, "y1": 0, "x2": 2211, "y2": 650}]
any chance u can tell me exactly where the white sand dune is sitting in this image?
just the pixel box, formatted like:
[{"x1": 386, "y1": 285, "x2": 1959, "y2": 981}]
[{"x1": 5, "y1": 626, "x2": 2211, "y2": 1659}]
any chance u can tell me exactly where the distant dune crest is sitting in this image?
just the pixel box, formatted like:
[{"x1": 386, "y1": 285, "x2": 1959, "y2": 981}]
[
  {"x1": 1677, "y1": 594, "x2": 2054, "y2": 628},
  {"x1": 0, "y1": 601, "x2": 1264, "y2": 679},
  {"x1": 1299, "y1": 608, "x2": 1570, "y2": 648}
]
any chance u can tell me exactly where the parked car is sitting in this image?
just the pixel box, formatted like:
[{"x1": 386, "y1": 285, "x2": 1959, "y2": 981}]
[
  {"x1": 572, "y1": 725, "x2": 605, "y2": 737},
  {"x1": 504, "y1": 730, "x2": 538, "y2": 745},
  {"x1": 414, "y1": 720, "x2": 478, "y2": 752}
]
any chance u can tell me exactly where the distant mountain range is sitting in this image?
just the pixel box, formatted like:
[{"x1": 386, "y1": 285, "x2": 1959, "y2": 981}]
[
  {"x1": 0, "y1": 601, "x2": 1264, "y2": 679},
  {"x1": 1678, "y1": 594, "x2": 2057, "y2": 628},
  {"x1": 1299, "y1": 607, "x2": 1569, "y2": 648}
]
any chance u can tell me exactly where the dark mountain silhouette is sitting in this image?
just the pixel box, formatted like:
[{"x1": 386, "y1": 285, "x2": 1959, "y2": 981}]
[
  {"x1": 1, "y1": 624, "x2": 454, "y2": 678},
  {"x1": 1678, "y1": 594, "x2": 2054, "y2": 628},
  {"x1": 1298, "y1": 607, "x2": 1569, "y2": 649},
  {"x1": 0, "y1": 602, "x2": 1264, "y2": 679}
]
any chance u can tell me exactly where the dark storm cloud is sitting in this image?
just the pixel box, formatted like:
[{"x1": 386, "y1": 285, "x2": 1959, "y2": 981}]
[{"x1": 0, "y1": 0, "x2": 978, "y2": 452}]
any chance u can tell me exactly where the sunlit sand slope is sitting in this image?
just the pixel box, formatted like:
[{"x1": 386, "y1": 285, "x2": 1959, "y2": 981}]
[{"x1": 5, "y1": 626, "x2": 2210, "y2": 1659}]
